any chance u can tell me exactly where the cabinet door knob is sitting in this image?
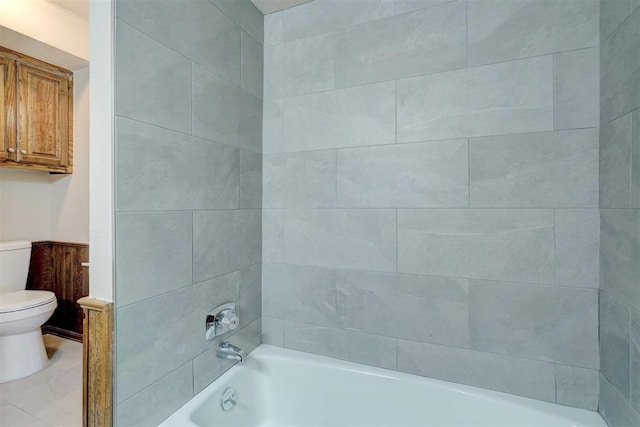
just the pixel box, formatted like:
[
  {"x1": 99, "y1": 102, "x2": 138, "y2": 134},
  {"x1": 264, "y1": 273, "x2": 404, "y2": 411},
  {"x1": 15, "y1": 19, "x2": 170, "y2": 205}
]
[
  {"x1": 7, "y1": 148, "x2": 15, "y2": 153},
  {"x1": 20, "y1": 150, "x2": 27, "y2": 155}
]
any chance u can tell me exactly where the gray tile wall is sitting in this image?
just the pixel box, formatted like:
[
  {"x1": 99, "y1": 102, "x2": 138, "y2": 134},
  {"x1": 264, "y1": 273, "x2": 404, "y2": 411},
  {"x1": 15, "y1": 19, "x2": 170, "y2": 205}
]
[
  {"x1": 113, "y1": 0, "x2": 263, "y2": 425},
  {"x1": 263, "y1": 0, "x2": 601, "y2": 410},
  {"x1": 598, "y1": 1, "x2": 640, "y2": 425}
]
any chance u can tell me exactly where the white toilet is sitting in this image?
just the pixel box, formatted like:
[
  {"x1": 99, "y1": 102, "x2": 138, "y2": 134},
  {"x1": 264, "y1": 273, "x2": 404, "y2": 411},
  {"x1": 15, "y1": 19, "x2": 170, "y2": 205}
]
[{"x1": 0, "y1": 241, "x2": 57, "y2": 383}]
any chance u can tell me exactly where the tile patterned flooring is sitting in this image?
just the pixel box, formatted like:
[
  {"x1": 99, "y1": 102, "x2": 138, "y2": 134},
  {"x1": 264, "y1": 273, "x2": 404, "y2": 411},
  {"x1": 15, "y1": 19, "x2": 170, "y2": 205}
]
[{"x1": 0, "y1": 335, "x2": 82, "y2": 427}]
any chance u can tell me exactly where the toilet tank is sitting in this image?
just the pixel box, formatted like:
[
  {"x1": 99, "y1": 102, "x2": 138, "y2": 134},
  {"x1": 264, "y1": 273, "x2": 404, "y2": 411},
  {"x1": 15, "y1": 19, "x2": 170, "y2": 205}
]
[{"x1": 0, "y1": 241, "x2": 32, "y2": 293}]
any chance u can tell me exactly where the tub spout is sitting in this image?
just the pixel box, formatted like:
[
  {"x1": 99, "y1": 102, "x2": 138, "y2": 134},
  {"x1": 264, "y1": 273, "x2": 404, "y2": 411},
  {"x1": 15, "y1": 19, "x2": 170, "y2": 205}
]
[{"x1": 216, "y1": 341, "x2": 246, "y2": 362}]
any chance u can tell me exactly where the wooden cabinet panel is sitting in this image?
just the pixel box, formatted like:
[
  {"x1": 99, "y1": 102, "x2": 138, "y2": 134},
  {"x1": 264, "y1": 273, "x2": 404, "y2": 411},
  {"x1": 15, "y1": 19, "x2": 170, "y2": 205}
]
[
  {"x1": 26, "y1": 241, "x2": 89, "y2": 341},
  {"x1": 0, "y1": 47, "x2": 73, "y2": 173},
  {"x1": 0, "y1": 56, "x2": 16, "y2": 163},
  {"x1": 17, "y1": 63, "x2": 71, "y2": 170}
]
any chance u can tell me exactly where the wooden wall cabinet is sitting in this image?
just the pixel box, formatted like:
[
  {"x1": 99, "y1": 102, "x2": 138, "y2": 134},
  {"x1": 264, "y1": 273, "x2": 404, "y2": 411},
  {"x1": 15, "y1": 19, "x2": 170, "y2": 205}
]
[{"x1": 1, "y1": 47, "x2": 73, "y2": 174}]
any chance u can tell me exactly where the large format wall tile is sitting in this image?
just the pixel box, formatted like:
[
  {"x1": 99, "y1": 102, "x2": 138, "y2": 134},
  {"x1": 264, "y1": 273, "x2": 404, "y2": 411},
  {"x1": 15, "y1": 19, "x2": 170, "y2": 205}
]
[
  {"x1": 601, "y1": 210, "x2": 640, "y2": 311},
  {"x1": 262, "y1": 316, "x2": 284, "y2": 346},
  {"x1": 263, "y1": 264, "x2": 338, "y2": 327},
  {"x1": 264, "y1": 32, "x2": 338, "y2": 100},
  {"x1": 262, "y1": 209, "x2": 284, "y2": 263},
  {"x1": 554, "y1": 48, "x2": 600, "y2": 130},
  {"x1": 600, "y1": 113, "x2": 632, "y2": 208},
  {"x1": 263, "y1": 100, "x2": 283, "y2": 153},
  {"x1": 116, "y1": 362, "x2": 193, "y2": 427},
  {"x1": 210, "y1": 0, "x2": 264, "y2": 45},
  {"x1": 600, "y1": 292, "x2": 631, "y2": 399},
  {"x1": 397, "y1": 57, "x2": 554, "y2": 142},
  {"x1": 192, "y1": 65, "x2": 262, "y2": 152},
  {"x1": 116, "y1": 0, "x2": 240, "y2": 85},
  {"x1": 115, "y1": 21, "x2": 192, "y2": 133},
  {"x1": 283, "y1": 0, "x2": 394, "y2": 42},
  {"x1": 469, "y1": 129, "x2": 599, "y2": 208},
  {"x1": 239, "y1": 265, "x2": 262, "y2": 328},
  {"x1": 601, "y1": 0, "x2": 634, "y2": 41},
  {"x1": 631, "y1": 308, "x2": 640, "y2": 412},
  {"x1": 633, "y1": 110, "x2": 640, "y2": 208},
  {"x1": 284, "y1": 209, "x2": 397, "y2": 272},
  {"x1": 555, "y1": 209, "x2": 599, "y2": 288},
  {"x1": 555, "y1": 366, "x2": 599, "y2": 410},
  {"x1": 397, "y1": 340, "x2": 556, "y2": 402},
  {"x1": 283, "y1": 321, "x2": 397, "y2": 369},
  {"x1": 337, "y1": 140, "x2": 468, "y2": 208},
  {"x1": 116, "y1": 118, "x2": 239, "y2": 211},
  {"x1": 283, "y1": 82, "x2": 395, "y2": 152},
  {"x1": 397, "y1": 209, "x2": 555, "y2": 284},
  {"x1": 601, "y1": 8, "x2": 640, "y2": 124},
  {"x1": 240, "y1": 150, "x2": 262, "y2": 209},
  {"x1": 115, "y1": 2, "x2": 263, "y2": 425},
  {"x1": 469, "y1": 281, "x2": 598, "y2": 368},
  {"x1": 334, "y1": 1, "x2": 466, "y2": 88},
  {"x1": 263, "y1": 151, "x2": 336, "y2": 208},
  {"x1": 599, "y1": 374, "x2": 640, "y2": 427},
  {"x1": 241, "y1": 31, "x2": 263, "y2": 99},
  {"x1": 467, "y1": 0, "x2": 598, "y2": 66},
  {"x1": 116, "y1": 212, "x2": 193, "y2": 307},
  {"x1": 393, "y1": 0, "x2": 458, "y2": 15},
  {"x1": 264, "y1": 12, "x2": 283, "y2": 47},
  {"x1": 193, "y1": 210, "x2": 261, "y2": 282},
  {"x1": 336, "y1": 270, "x2": 469, "y2": 347},
  {"x1": 116, "y1": 272, "x2": 238, "y2": 403}
]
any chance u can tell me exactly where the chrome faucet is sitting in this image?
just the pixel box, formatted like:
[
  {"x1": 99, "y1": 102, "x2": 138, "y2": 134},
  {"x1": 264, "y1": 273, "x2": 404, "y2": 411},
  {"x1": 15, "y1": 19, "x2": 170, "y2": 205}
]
[{"x1": 216, "y1": 341, "x2": 246, "y2": 362}]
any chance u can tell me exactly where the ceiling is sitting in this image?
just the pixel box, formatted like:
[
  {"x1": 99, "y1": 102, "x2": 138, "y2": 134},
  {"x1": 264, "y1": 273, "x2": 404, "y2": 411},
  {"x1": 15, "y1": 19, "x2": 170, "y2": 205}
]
[
  {"x1": 250, "y1": 0, "x2": 313, "y2": 14},
  {"x1": 47, "y1": 0, "x2": 88, "y2": 19}
]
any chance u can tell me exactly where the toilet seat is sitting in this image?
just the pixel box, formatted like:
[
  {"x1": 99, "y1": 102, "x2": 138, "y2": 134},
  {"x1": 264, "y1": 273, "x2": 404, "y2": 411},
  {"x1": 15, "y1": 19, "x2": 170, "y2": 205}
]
[
  {"x1": 0, "y1": 291, "x2": 57, "y2": 323},
  {"x1": 1, "y1": 290, "x2": 56, "y2": 312}
]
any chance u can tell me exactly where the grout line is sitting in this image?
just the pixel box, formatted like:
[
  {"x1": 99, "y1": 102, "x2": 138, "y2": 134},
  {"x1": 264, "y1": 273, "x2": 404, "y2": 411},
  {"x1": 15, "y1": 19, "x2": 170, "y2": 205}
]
[
  {"x1": 552, "y1": 54, "x2": 557, "y2": 131},
  {"x1": 467, "y1": 138, "x2": 471, "y2": 207},
  {"x1": 394, "y1": 79, "x2": 398, "y2": 143},
  {"x1": 261, "y1": 261, "x2": 598, "y2": 292},
  {"x1": 334, "y1": 150, "x2": 338, "y2": 206},
  {"x1": 191, "y1": 211, "x2": 195, "y2": 285},
  {"x1": 262, "y1": 127, "x2": 599, "y2": 156},
  {"x1": 629, "y1": 112, "x2": 634, "y2": 209},
  {"x1": 554, "y1": 209, "x2": 558, "y2": 286},
  {"x1": 465, "y1": 0, "x2": 469, "y2": 68},
  {"x1": 395, "y1": 208, "x2": 399, "y2": 272},
  {"x1": 191, "y1": 63, "x2": 194, "y2": 136},
  {"x1": 240, "y1": 30, "x2": 244, "y2": 90}
]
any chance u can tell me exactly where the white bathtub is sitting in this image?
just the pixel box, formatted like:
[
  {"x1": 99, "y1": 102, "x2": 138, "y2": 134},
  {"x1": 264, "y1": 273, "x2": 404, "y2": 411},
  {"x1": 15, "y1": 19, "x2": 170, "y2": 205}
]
[{"x1": 161, "y1": 345, "x2": 606, "y2": 427}]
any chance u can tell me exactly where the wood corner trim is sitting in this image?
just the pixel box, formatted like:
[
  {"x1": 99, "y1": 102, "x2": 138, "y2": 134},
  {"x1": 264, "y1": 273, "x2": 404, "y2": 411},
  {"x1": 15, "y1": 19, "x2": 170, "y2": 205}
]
[
  {"x1": 78, "y1": 297, "x2": 113, "y2": 312},
  {"x1": 79, "y1": 297, "x2": 113, "y2": 427}
]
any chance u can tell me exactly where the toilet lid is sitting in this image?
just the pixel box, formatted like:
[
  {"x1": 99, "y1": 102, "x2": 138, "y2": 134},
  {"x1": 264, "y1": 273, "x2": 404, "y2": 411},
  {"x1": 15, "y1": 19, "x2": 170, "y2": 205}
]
[{"x1": 0, "y1": 290, "x2": 56, "y2": 313}]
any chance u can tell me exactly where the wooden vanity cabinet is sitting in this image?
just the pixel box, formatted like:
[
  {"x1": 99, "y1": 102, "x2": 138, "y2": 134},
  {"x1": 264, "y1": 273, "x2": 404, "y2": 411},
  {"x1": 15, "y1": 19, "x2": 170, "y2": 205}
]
[
  {"x1": 0, "y1": 55, "x2": 16, "y2": 164},
  {"x1": 1, "y1": 47, "x2": 73, "y2": 174}
]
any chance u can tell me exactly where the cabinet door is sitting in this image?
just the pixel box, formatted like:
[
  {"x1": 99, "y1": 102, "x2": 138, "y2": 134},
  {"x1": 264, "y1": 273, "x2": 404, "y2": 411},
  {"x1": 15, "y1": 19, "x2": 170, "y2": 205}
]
[
  {"x1": 0, "y1": 56, "x2": 16, "y2": 163},
  {"x1": 17, "y1": 62, "x2": 71, "y2": 170}
]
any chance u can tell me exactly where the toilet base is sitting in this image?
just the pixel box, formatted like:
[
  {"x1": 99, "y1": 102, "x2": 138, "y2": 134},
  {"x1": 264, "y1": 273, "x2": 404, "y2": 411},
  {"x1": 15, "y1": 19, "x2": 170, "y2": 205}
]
[{"x1": 0, "y1": 329, "x2": 49, "y2": 383}]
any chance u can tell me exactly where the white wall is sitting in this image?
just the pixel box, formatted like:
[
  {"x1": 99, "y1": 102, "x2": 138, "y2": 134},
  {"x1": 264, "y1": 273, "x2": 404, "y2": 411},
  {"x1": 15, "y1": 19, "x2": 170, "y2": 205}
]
[
  {"x1": 0, "y1": 169, "x2": 52, "y2": 241},
  {"x1": 0, "y1": 0, "x2": 90, "y2": 243},
  {"x1": 88, "y1": 0, "x2": 114, "y2": 301},
  {"x1": 0, "y1": 67, "x2": 90, "y2": 243},
  {"x1": 0, "y1": 0, "x2": 89, "y2": 62}
]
